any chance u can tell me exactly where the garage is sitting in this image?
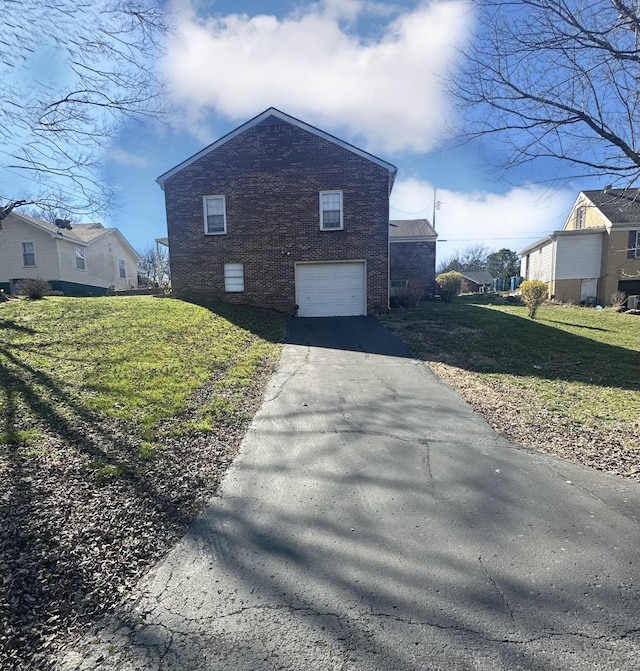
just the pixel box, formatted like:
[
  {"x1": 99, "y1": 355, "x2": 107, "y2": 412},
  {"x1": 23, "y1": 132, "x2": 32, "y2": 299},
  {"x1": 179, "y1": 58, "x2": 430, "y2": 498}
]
[{"x1": 295, "y1": 262, "x2": 366, "y2": 317}]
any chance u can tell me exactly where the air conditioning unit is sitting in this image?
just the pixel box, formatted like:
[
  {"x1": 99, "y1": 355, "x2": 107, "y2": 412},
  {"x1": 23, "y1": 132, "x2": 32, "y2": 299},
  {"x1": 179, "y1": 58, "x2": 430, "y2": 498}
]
[{"x1": 627, "y1": 295, "x2": 640, "y2": 310}]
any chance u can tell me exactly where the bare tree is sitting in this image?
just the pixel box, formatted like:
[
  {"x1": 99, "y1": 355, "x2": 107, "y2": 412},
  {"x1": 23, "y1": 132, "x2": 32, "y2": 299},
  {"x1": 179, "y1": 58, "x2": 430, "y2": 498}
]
[
  {"x1": 437, "y1": 244, "x2": 491, "y2": 273},
  {"x1": 0, "y1": 0, "x2": 168, "y2": 225},
  {"x1": 137, "y1": 245, "x2": 171, "y2": 288},
  {"x1": 453, "y1": 0, "x2": 640, "y2": 184}
]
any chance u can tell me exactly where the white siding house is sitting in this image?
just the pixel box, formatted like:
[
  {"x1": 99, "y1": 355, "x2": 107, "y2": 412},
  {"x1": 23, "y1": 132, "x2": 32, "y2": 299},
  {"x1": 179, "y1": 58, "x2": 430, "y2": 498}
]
[
  {"x1": 554, "y1": 233, "x2": 602, "y2": 280},
  {"x1": 520, "y1": 187, "x2": 640, "y2": 305},
  {"x1": 0, "y1": 212, "x2": 140, "y2": 295}
]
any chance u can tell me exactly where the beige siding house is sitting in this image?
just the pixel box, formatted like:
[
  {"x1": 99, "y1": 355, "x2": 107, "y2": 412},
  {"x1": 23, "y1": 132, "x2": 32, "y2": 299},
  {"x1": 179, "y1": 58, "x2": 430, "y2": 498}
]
[
  {"x1": 0, "y1": 212, "x2": 140, "y2": 295},
  {"x1": 520, "y1": 189, "x2": 640, "y2": 305}
]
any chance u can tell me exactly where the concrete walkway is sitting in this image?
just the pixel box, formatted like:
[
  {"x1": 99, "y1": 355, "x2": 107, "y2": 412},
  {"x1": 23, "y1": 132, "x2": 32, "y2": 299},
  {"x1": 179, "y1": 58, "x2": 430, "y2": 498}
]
[{"x1": 60, "y1": 317, "x2": 640, "y2": 670}]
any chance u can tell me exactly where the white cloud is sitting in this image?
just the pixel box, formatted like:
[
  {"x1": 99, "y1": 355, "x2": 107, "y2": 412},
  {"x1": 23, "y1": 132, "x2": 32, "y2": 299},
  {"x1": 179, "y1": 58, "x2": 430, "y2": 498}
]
[
  {"x1": 106, "y1": 148, "x2": 150, "y2": 168},
  {"x1": 163, "y1": 0, "x2": 472, "y2": 153},
  {"x1": 390, "y1": 178, "x2": 576, "y2": 262}
]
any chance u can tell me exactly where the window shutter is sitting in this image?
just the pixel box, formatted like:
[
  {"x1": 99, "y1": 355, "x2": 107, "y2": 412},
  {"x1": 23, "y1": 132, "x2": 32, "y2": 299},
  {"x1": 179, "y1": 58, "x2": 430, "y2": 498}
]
[{"x1": 629, "y1": 231, "x2": 637, "y2": 259}]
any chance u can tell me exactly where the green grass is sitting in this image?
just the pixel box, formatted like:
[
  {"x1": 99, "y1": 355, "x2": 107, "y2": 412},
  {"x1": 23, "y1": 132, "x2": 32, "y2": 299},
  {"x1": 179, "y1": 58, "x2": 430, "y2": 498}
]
[
  {"x1": 0, "y1": 296, "x2": 286, "y2": 456},
  {"x1": 381, "y1": 296, "x2": 640, "y2": 435}
]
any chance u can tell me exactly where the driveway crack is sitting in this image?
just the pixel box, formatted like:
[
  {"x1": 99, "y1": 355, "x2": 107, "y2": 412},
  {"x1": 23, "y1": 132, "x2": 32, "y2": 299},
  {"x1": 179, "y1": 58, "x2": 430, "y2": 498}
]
[{"x1": 478, "y1": 556, "x2": 516, "y2": 626}]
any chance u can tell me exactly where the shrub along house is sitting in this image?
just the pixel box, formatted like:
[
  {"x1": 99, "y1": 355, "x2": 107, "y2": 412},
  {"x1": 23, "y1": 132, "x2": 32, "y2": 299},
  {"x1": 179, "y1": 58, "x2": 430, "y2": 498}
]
[
  {"x1": 0, "y1": 212, "x2": 140, "y2": 296},
  {"x1": 157, "y1": 107, "x2": 435, "y2": 317},
  {"x1": 520, "y1": 188, "x2": 640, "y2": 305}
]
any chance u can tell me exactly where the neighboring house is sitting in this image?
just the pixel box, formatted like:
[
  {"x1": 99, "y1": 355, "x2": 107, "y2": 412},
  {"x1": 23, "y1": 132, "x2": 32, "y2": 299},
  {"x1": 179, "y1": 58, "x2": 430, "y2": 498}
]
[
  {"x1": 520, "y1": 188, "x2": 640, "y2": 305},
  {"x1": 157, "y1": 107, "x2": 416, "y2": 317},
  {"x1": 389, "y1": 219, "x2": 437, "y2": 297},
  {"x1": 459, "y1": 270, "x2": 494, "y2": 293},
  {"x1": 0, "y1": 212, "x2": 140, "y2": 296}
]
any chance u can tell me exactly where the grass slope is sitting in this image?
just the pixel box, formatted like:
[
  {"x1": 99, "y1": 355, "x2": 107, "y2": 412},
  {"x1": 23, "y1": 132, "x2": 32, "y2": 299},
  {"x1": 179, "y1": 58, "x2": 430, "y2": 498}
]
[
  {"x1": 0, "y1": 296, "x2": 286, "y2": 670},
  {"x1": 381, "y1": 297, "x2": 640, "y2": 477}
]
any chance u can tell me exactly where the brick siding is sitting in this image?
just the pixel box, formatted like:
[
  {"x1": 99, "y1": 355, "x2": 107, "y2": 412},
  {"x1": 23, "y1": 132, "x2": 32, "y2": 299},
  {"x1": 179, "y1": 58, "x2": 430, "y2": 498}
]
[
  {"x1": 390, "y1": 241, "x2": 436, "y2": 296},
  {"x1": 163, "y1": 116, "x2": 391, "y2": 315}
]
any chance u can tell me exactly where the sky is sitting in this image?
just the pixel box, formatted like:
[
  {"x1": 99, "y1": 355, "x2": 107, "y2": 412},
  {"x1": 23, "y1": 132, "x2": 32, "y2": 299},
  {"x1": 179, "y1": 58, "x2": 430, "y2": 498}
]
[{"x1": 15, "y1": 0, "x2": 596, "y2": 264}]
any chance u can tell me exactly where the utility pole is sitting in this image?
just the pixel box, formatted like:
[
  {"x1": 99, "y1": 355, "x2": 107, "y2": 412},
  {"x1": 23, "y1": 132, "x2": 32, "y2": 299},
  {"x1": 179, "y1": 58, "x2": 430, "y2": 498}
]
[{"x1": 432, "y1": 188, "x2": 441, "y2": 232}]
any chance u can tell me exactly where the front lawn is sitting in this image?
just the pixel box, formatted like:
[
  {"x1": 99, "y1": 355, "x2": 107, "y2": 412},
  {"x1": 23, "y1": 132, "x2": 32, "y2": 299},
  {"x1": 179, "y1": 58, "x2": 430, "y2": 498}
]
[
  {"x1": 381, "y1": 297, "x2": 640, "y2": 478},
  {"x1": 0, "y1": 296, "x2": 286, "y2": 670}
]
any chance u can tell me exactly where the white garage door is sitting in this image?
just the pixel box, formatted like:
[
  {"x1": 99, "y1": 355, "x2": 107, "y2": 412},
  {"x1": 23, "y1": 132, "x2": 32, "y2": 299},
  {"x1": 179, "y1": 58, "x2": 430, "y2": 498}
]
[{"x1": 296, "y1": 262, "x2": 366, "y2": 317}]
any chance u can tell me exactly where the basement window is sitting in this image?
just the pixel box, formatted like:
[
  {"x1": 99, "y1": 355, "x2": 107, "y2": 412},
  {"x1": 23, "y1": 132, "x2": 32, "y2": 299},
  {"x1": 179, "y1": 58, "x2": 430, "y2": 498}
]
[{"x1": 224, "y1": 263, "x2": 244, "y2": 292}]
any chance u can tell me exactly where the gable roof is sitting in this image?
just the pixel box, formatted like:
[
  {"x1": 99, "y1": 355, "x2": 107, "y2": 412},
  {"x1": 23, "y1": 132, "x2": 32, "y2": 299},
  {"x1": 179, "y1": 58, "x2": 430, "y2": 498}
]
[
  {"x1": 10, "y1": 213, "x2": 140, "y2": 260},
  {"x1": 156, "y1": 107, "x2": 398, "y2": 187},
  {"x1": 389, "y1": 219, "x2": 437, "y2": 241},
  {"x1": 581, "y1": 188, "x2": 640, "y2": 225},
  {"x1": 459, "y1": 270, "x2": 494, "y2": 285}
]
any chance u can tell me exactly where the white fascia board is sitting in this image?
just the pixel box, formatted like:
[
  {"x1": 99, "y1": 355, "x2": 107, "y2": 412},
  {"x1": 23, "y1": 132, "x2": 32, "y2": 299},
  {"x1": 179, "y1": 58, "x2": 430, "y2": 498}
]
[
  {"x1": 390, "y1": 236, "x2": 435, "y2": 243},
  {"x1": 156, "y1": 107, "x2": 397, "y2": 187}
]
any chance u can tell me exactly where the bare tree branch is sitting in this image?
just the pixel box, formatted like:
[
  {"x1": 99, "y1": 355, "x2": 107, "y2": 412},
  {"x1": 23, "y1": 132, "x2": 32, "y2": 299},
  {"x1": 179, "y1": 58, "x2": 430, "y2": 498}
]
[
  {"x1": 0, "y1": 0, "x2": 169, "y2": 217},
  {"x1": 451, "y1": 0, "x2": 640, "y2": 184}
]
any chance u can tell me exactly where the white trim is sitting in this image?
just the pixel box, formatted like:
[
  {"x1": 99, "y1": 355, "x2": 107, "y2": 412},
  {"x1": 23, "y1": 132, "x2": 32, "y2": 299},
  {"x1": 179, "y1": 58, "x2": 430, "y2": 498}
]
[
  {"x1": 156, "y1": 107, "x2": 397, "y2": 186},
  {"x1": 118, "y1": 258, "x2": 127, "y2": 279},
  {"x1": 203, "y1": 195, "x2": 227, "y2": 235},
  {"x1": 74, "y1": 246, "x2": 86, "y2": 271},
  {"x1": 319, "y1": 190, "x2": 343, "y2": 230},
  {"x1": 224, "y1": 262, "x2": 244, "y2": 292},
  {"x1": 295, "y1": 260, "x2": 367, "y2": 317},
  {"x1": 21, "y1": 240, "x2": 36, "y2": 267}
]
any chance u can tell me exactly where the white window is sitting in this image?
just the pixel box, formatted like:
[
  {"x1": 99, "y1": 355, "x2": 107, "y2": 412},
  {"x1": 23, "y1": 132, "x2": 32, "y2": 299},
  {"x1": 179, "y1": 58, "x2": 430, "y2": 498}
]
[
  {"x1": 74, "y1": 246, "x2": 86, "y2": 270},
  {"x1": 118, "y1": 258, "x2": 126, "y2": 279},
  {"x1": 204, "y1": 195, "x2": 227, "y2": 234},
  {"x1": 224, "y1": 263, "x2": 244, "y2": 292},
  {"x1": 576, "y1": 206, "x2": 586, "y2": 229},
  {"x1": 319, "y1": 190, "x2": 343, "y2": 230},
  {"x1": 21, "y1": 241, "x2": 36, "y2": 266}
]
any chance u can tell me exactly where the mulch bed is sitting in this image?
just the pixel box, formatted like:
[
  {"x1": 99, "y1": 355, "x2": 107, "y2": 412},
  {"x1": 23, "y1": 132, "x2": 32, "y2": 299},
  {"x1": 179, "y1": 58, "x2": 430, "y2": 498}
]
[{"x1": 0, "y1": 365, "x2": 275, "y2": 671}]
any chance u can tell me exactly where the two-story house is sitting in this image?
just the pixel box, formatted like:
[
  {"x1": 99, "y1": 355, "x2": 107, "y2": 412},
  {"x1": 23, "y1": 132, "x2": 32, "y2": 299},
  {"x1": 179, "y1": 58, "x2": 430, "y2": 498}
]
[
  {"x1": 157, "y1": 107, "x2": 435, "y2": 317},
  {"x1": 520, "y1": 188, "x2": 640, "y2": 305},
  {"x1": 0, "y1": 212, "x2": 140, "y2": 296}
]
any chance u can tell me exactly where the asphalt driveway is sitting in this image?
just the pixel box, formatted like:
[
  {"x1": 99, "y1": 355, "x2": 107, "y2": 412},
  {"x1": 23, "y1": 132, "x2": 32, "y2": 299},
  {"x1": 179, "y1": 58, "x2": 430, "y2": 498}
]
[{"x1": 60, "y1": 317, "x2": 640, "y2": 670}]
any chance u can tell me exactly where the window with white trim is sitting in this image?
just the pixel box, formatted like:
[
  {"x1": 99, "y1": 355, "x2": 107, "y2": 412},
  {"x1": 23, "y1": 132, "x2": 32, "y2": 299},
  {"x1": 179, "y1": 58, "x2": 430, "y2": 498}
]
[
  {"x1": 628, "y1": 230, "x2": 640, "y2": 259},
  {"x1": 21, "y1": 241, "x2": 36, "y2": 266},
  {"x1": 224, "y1": 263, "x2": 244, "y2": 292},
  {"x1": 576, "y1": 206, "x2": 586, "y2": 229},
  {"x1": 204, "y1": 195, "x2": 227, "y2": 234},
  {"x1": 118, "y1": 258, "x2": 126, "y2": 279},
  {"x1": 319, "y1": 190, "x2": 343, "y2": 230},
  {"x1": 74, "y1": 246, "x2": 86, "y2": 270}
]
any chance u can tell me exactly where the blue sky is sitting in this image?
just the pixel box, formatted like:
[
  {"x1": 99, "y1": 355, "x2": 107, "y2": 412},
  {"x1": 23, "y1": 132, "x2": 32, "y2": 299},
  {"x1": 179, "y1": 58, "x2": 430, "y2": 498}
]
[{"x1": 44, "y1": 1, "x2": 596, "y2": 261}]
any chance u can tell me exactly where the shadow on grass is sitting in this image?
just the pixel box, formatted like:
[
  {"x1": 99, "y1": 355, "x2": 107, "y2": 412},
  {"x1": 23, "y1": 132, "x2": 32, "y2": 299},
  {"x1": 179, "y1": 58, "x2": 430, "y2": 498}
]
[
  {"x1": 188, "y1": 300, "x2": 288, "y2": 345},
  {"x1": 381, "y1": 301, "x2": 640, "y2": 391},
  {"x1": 0, "y1": 319, "x2": 36, "y2": 334},
  {"x1": 0, "y1": 346, "x2": 199, "y2": 668},
  {"x1": 0, "y1": 299, "x2": 289, "y2": 669}
]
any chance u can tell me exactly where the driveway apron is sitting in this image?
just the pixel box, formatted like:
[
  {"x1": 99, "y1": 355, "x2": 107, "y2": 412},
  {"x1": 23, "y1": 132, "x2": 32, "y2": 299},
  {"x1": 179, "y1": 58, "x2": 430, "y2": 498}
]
[{"x1": 60, "y1": 317, "x2": 640, "y2": 670}]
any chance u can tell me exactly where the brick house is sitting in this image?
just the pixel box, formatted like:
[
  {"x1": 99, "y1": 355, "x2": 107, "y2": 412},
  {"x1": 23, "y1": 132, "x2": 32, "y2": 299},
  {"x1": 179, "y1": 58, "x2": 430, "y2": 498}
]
[
  {"x1": 157, "y1": 108, "x2": 433, "y2": 316},
  {"x1": 389, "y1": 219, "x2": 437, "y2": 298}
]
